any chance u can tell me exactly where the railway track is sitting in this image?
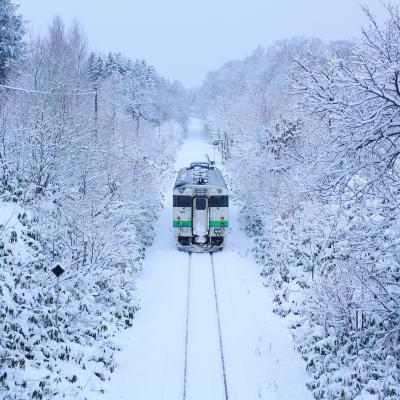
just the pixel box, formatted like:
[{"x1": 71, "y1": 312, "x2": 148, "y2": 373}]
[
  {"x1": 182, "y1": 252, "x2": 229, "y2": 400},
  {"x1": 210, "y1": 253, "x2": 229, "y2": 400},
  {"x1": 182, "y1": 252, "x2": 192, "y2": 400}
]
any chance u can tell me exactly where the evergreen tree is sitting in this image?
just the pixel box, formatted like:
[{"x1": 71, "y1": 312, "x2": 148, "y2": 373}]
[{"x1": 0, "y1": 0, "x2": 24, "y2": 83}]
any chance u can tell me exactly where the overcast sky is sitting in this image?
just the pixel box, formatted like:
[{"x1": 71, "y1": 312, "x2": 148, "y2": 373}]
[{"x1": 18, "y1": 0, "x2": 395, "y2": 88}]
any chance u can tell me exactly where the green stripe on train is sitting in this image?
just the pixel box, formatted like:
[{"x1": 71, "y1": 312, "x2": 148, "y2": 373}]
[
  {"x1": 173, "y1": 220, "x2": 229, "y2": 227},
  {"x1": 173, "y1": 220, "x2": 192, "y2": 227},
  {"x1": 210, "y1": 220, "x2": 229, "y2": 227}
]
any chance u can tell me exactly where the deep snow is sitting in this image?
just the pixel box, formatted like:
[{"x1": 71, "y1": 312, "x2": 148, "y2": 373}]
[{"x1": 85, "y1": 119, "x2": 313, "y2": 400}]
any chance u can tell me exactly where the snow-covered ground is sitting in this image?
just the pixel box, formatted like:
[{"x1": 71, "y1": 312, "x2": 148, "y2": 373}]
[{"x1": 86, "y1": 119, "x2": 312, "y2": 400}]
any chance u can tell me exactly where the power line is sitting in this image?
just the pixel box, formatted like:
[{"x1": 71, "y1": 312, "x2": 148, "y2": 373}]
[{"x1": 0, "y1": 84, "x2": 96, "y2": 96}]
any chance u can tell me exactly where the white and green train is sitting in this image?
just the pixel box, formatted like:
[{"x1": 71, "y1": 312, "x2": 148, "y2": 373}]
[{"x1": 173, "y1": 161, "x2": 229, "y2": 252}]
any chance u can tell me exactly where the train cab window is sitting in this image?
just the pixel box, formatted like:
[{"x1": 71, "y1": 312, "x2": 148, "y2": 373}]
[
  {"x1": 173, "y1": 195, "x2": 192, "y2": 207},
  {"x1": 196, "y1": 197, "x2": 207, "y2": 210},
  {"x1": 209, "y1": 195, "x2": 229, "y2": 207}
]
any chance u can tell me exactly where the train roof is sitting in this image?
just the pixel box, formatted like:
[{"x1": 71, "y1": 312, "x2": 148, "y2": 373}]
[{"x1": 174, "y1": 162, "x2": 227, "y2": 189}]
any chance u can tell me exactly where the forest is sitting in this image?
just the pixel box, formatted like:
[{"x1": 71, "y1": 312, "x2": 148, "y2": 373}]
[
  {"x1": 196, "y1": 4, "x2": 400, "y2": 399},
  {"x1": 1, "y1": 0, "x2": 400, "y2": 399},
  {"x1": 0, "y1": 1, "x2": 188, "y2": 397}
]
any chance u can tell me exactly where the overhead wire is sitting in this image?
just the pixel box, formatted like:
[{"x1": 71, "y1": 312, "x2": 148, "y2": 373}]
[{"x1": 0, "y1": 83, "x2": 96, "y2": 96}]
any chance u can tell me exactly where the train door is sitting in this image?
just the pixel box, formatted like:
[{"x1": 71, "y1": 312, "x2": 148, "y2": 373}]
[{"x1": 192, "y1": 197, "x2": 209, "y2": 242}]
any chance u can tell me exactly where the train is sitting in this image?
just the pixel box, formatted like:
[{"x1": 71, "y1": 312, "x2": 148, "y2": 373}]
[{"x1": 173, "y1": 161, "x2": 229, "y2": 252}]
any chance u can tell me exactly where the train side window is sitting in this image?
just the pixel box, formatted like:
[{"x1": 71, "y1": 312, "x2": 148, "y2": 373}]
[
  {"x1": 209, "y1": 195, "x2": 229, "y2": 207},
  {"x1": 196, "y1": 197, "x2": 207, "y2": 210},
  {"x1": 173, "y1": 195, "x2": 192, "y2": 207}
]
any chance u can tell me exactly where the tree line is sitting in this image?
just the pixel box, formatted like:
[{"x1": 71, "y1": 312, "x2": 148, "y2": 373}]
[
  {"x1": 0, "y1": 1, "x2": 188, "y2": 397},
  {"x1": 197, "y1": 4, "x2": 400, "y2": 399}
]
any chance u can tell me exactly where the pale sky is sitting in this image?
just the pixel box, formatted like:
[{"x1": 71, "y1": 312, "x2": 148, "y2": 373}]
[{"x1": 17, "y1": 0, "x2": 394, "y2": 88}]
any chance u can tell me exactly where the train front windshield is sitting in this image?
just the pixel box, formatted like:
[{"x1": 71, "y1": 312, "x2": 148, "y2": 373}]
[
  {"x1": 195, "y1": 198, "x2": 207, "y2": 210},
  {"x1": 173, "y1": 195, "x2": 192, "y2": 207}
]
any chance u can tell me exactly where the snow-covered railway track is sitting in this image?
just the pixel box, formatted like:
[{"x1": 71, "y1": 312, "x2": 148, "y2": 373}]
[
  {"x1": 210, "y1": 253, "x2": 229, "y2": 400},
  {"x1": 182, "y1": 252, "x2": 229, "y2": 400},
  {"x1": 182, "y1": 252, "x2": 192, "y2": 400}
]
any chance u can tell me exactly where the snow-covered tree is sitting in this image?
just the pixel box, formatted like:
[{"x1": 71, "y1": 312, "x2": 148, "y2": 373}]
[
  {"x1": 0, "y1": 0, "x2": 24, "y2": 83},
  {"x1": 197, "y1": 4, "x2": 400, "y2": 398},
  {"x1": 0, "y1": 13, "x2": 187, "y2": 398}
]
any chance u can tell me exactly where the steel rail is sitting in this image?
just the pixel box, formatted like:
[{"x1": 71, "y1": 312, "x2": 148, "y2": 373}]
[
  {"x1": 210, "y1": 253, "x2": 229, "y2": 400},
  {"x1": 182, "y1": 252, "x2": 192, "y2": 400}
]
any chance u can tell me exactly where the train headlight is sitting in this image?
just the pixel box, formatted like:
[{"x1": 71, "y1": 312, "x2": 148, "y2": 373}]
[{"x1": 214, "y1": 228, "x2": 222, "y2": 236}]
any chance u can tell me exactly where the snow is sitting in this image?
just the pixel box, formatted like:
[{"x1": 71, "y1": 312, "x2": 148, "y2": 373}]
[
  {"x1": 0, "y1": 202, "x2": 32, "y2": 262},
  {"x1": 192, "y1": 223, "x2": 207, "y2": 238},
  {"x1": 186, "y1": 253, "x2": 226, "y2": 400},
  {"x1": 85, "y1": 118, "x2": 312, "y2": 399},
  {"x1": 0, "y1": 202, "x2": 21, "y2": 227}
]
